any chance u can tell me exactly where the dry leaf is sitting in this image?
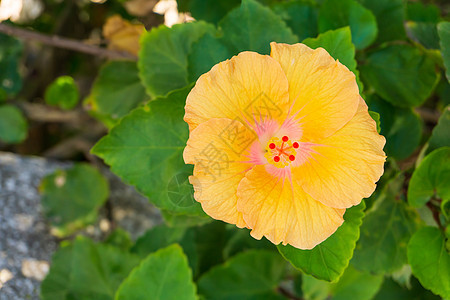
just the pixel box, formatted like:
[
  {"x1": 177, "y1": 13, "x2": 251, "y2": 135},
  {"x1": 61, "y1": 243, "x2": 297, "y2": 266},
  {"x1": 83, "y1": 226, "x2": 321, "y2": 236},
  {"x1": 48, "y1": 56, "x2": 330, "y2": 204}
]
[
  {"x1": 124, "y1": 0, "x2": 158, "y2": 17},
  {"x1": 103, "y1": 15, "x2": 145, "y2": 57}
]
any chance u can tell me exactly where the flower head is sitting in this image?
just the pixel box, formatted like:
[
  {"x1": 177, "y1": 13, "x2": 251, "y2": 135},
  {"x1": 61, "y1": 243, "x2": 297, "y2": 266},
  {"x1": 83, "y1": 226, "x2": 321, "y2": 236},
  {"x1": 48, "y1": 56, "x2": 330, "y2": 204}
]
[{"x1": 183, "y1": 42, "x2": 386, "y2": 249}]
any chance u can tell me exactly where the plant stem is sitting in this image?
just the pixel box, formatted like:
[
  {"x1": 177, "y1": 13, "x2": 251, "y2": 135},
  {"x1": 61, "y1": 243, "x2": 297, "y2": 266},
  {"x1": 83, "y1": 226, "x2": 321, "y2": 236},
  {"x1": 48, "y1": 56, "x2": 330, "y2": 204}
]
[
  {"x1": 0, "y1": 23, "x2": 136, "y2": 60},
  {"x1": 426, "y1": 201, "x2": 444, "y2": 231},
  {"x1": 277, "y1": 286, "x2": 303, "y2": 300}
]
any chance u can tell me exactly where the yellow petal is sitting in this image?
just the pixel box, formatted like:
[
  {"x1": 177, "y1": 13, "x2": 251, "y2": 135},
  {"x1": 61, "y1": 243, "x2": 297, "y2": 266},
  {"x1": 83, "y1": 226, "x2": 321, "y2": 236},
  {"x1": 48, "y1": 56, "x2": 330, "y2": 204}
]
[
  {"x1": 184, "y1": 51, "x2": 290, "y2": 131},
  {"x1": 293, "y1": 99, "x2": 386, "y2": 209},
  {"x1": 270, "y1": 42, "x2": 360, "y2": 141},
  {"x1": 184, "y1": 118, "x2": 257, "y2": 227},
  {"x1": 236, "y1": 165, "x2": 345, "y2": 249}
]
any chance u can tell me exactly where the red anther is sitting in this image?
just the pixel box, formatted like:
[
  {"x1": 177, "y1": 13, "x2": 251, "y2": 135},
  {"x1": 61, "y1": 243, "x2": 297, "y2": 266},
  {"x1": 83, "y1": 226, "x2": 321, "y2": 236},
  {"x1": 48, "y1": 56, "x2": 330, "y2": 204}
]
[
  {"x1": 293, "y1": 142, "x2": 299, "y2": 149},
  {"x1": 274, "y1": 156, "x2": 280, "y2": 162},
  {"x1": 269, "y1": 143, "x2": 276, "y2": 149},
  {"x1": 282, "y1": 136, "x2": 289, "y2": 142},
  {"x1": 289, "y1": 155, "x2": 295, "y2": 161}
]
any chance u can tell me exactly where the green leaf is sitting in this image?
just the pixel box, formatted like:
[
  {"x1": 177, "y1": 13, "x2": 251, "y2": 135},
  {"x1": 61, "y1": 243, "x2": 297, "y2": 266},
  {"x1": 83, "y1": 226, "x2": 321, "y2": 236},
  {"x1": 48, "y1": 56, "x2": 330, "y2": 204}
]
[
  {"x1": 272, "y1": 0, "x2": 319, "y2": 41},
  {"x1": 188, "y1": 33, "x2": 232, "y2": 82},
  {"x1": 39, "y1": 163, "x2": 109, "y2": 237},
  {"x1": 408, "y1": 147, "x2": 450, "y2": 208},
  {"x1": 442, "y1": 199, "x2": 450, "y2": 220},
  {"x1": 103, "y1": 228, "x2": 133, "y2": 251},
  {"x1": 198, "y1": 250, "x2": 286, "y2": 299},
  {"x1": 70, "y1": 237, "x2": 140, "y2": 299},
  {"x1": 278, "y1": 202, "x2": 365, "y2": 282},
  {"x1": 407, "y1": 2, "x2": 441, "y2": 23},
  {"x1": 131, "y1": 224, "x2": 186, "y2": 258},
  {"x1": 0, "y1": 33, "x2": 23, "y2": 95},
  {"x1": 301, "y1": 275, "x2": 329, "y2": 300},
  {"x1": 0, "y1": 88, "x2": 6, "y2": 102},
  {"x1": 115, "y1": 244, "x2": 197, "y2": 300},
  {"x1": 0, "y1": 104, "x2": 27, "y2": 144},
  {"x1": 302, "y1": 27, "x2": 362, "y2": 91},
  {"x1": 303, "y1": 27, "x2": 356, "y2": 72},
  {"x1": 408, "y1": 227, "x2": 450, "y2": 299},
  {"x1": 428, "y1": 106, "x2": 450, "y2": 153},
  {"x1": 329, "y1": 265, "x2": 384, "y2": 300},
  {"x1": 301, "y1": 265, "x2": 384, "y2": 300},
  {"x1": 92, "y1": 85, "x2": 207, "y2": 219},
  {"x1": 45, "y1": 76, "x2": 79, "y2": 110},
  {"x1": 177, "y1": 0, "x2": 240, "y2": 24},
  {"x1": 223, "y1": 227, "x2": 275, "y2": 259},
  {"x1": 40, "y1": 243, "x2": 74, "y2": 300},
  {"x1": 131, "y1": 222, "x2": 230, "y2": 279},
  {"x1": 360, "y1": 44, "x2": 439, "y2": 107},
  {"x1": 41, "y1": 237, "x2": 140, "y2": 300},
  {"x1": 410, "y1": 23, "x2": 441, "y2": 51},
  {"x1": 161, "y1": 209, "x2": 211, "y2": 227},
  {"x1": 187, "y1": 221, "x2": 229, "y2": 277},
  {"x1": 369, "y1": 111, "x2": 381, "y2": 133},
  {"x1": 373, "y1": 277, "x2": 441, "y2": 300},
  {"x1": 318, "y1": 0, "x2": 377, "y2": 50},
  {"x1": 406, "y1": 22, "x2": 440, "y2": 50},
  {"x1": 219, "y1": 0, "x2": 298, "y2": 54},
  {"x1": 139, "y1": 21, "x2": 214, "y2": 98},
  {"x1": 367, "y1": 94, "x2": 422, "y2": 160},
  {"x1": 85, "y1": 61, "x2": 148, "y2": 128},
  {"x1": 438, "y1": 22, "x2": 450, "y2": 83},
  {"x1": 164, "y1": 221, "x2": 229, "y2": 279},
  {"x1": 357, "y1": 0, "x2": 406, "y2": 44},
  {"x1": 352, "y1": 175, "x2": 420, "y2": 274}
]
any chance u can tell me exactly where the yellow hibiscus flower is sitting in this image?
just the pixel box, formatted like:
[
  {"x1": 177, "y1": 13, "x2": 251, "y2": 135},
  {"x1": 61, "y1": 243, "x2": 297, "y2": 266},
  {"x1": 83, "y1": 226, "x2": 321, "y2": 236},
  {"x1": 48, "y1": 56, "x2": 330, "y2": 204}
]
[{"x1": 183, "y1": 42, "x2": 386, "y2": 250}]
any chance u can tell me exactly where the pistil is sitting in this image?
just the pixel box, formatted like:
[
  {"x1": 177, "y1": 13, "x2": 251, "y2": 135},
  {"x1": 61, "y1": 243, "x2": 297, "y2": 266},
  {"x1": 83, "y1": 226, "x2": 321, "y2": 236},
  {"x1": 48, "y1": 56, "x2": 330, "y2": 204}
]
[{"x1": 265, "y1": 136, "x2": 299, "y2": 168}]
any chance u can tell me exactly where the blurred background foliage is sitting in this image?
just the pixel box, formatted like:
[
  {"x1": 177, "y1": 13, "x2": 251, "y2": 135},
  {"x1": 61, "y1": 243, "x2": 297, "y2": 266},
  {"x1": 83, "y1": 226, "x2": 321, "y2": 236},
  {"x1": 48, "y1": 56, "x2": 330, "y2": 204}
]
[{"x1": 0, "y1": 0, "x2": 449, "y2": 299}]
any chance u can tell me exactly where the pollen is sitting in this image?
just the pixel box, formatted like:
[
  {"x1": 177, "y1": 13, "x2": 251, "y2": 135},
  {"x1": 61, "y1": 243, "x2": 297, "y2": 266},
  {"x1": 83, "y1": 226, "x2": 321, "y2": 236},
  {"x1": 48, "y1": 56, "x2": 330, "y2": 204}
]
[{"x1": 264, "y1": 136, "x2": 298, "y2": 168}]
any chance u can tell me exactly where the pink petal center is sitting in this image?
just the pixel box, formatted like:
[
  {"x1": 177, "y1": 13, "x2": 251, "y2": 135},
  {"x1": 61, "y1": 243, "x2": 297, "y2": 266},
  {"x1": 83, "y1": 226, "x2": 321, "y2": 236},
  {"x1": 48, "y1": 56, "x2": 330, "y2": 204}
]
[{"x1": 242, "y1": 116, "x2": 317, "y2": 178}]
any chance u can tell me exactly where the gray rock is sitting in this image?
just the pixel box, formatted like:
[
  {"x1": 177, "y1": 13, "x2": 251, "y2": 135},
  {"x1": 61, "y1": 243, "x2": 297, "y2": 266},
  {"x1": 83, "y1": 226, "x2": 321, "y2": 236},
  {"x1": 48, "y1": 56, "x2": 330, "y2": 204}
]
[{"x1": 0, "y1": 152, "x2": 161, "y2": 300}]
